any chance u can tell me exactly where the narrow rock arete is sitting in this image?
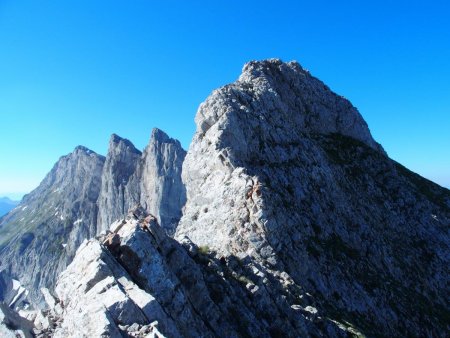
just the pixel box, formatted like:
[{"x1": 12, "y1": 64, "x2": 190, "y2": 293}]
[{"x1": 1, "y1": 59, "x2": 449, "y2": 337}]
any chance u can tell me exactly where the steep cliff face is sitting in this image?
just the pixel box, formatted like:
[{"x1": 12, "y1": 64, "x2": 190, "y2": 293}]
[
  {"x1": 0, "y1": 128, "x2": 186, "y2": 309},
  {"x1": 41, "y1": 210, "x2": 348, "y2": 337},
  {"x1": 2, "y1": 59, "x2": 449, "y2": 337},
  {"x1": 176, "y1": 59, "x2": 450, "y2": 336},
  {"x1": 177, "y1": 59, "x2": 385, "y2": 252},
  {"x1": 0, "y1": 147, "x2": 105, "y2": 305},
  {"x1": 97, "y1": 128, "x2": 186, "y2": 235},
  {"x1": 137, "y1": 128, "x2": 186, "y2": 235},
  {"x1": 96, "y1": 134, "x2": 142, "y2": 230}
]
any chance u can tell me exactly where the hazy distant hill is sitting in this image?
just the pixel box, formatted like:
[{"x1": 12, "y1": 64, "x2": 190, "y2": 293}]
[{"x1": 0, "y1": 197, "x2": 19, "y2": 217}]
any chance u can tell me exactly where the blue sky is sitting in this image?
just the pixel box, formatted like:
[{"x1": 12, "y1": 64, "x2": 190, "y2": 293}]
[{"x1": 0, "y1": 0, "x2": 449, "y2": 199}]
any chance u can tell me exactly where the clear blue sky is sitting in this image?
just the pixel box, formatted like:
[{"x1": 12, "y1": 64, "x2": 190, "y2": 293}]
[{"x1": 0, "y1": 0, "x2": 449, "y2": 199}]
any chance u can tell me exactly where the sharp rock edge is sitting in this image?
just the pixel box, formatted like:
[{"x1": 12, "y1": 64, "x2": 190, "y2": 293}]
[
  {"x1": 177, "y1": 59, "x2": 450, "y2": 336},
  {"x1": 0, "y1": 128, "x2": 186, "y2": 307},
  {"x1": 1, "y1": 59, "x2": 450, "y2": 337}
]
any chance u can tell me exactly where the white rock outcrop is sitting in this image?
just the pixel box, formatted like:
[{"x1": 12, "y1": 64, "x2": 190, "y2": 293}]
[
  {"x1": 97, "y1": 128, "x2": 186, "y2": 235},
  {"x1": 48, "y1": 219, "x2": 175, "y2": 337},
  {"x1": 2, "y1": 59, "x2": 449, "y2": 337},
  {"x1": 0, "y1": 128, "x2": 185, "y2": 308},
  {"x1": 176, "y1": 59, "x2": 450, "y2": 336}
]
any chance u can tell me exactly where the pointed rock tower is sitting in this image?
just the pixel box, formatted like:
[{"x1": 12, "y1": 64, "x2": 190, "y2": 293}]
[
  {"x1": 97, "y1": 128, "x2": 186, "y2": 235},
  {"x1": 96, "y1": 134, "x2": 142, "y2": 231},
  {"x1": 137, "y1": 128, "x2": 186, "y2": 235}
]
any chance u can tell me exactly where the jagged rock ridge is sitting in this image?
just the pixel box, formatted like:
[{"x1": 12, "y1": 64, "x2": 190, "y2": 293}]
[
  {"x1": 0, "y1": 129, "x2": 186, "y2": 307},
  {"x1": 1, "y1": 59, "x2": 449, "y2": 337},
  {"x1": 40, "y1": 209, "x2": 348, "y2": 337},
  {"x1": 97, "y1": 128, "x2": 186, "y2": 235},
  {"x1": 0, "y1": 146, "x2": 105, "y2": 305},
  {"x1": 176, "y1": 59, "x2": 450, "y2": 336}
]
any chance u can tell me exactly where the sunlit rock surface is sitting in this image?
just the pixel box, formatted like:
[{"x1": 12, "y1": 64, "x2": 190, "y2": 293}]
[
  {"x1": 97, "y1": 128, "x2": 186, "y2": 235},
  {"x1": 1, "y1": 59, "x2": 449, "y2": 337},
  {"x1": 0, "y1": 129, "x2": 185, "y2": 308},
  {"x1": 176, "y1": 59, "x2": 450, "y2": 336}
]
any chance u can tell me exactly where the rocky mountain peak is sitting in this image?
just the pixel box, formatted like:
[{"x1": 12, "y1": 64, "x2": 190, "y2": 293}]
[
  {"x1": 195, "y1": 58, "x2": 383, "y2": 159},
  {"x1": 239, "y1": 58, "x2": 302, "y2": 81},
  {"x1": 105, "y1": 134, "x2": 142, "y2": 183},
  {"x1": 138, "y1": 128, "x2": 186, "y2": 235},
  {"x1": 64, "y1": 144, "x2": 101, "y2": 161},
  {"x1": 1, "y1": 59, "x2": 448, "y2": 337},
  {"x1": 23, "y1": 146, "x2": 104, "y2": 205},
  {"x1": 72, "y1": 145, "x2": 97, "y2": 155},
  {"x1": 97, "y1": 135, "x2": 144, "y2": 232},
  {"x1": 109, "y1": 134, "x2": 142, "y2": 155},
  {"x1": 97, "y1": 130, "x2": 186, "y2": 234},
  {"x1": 176, "y1": 59, "x2": 450, "y2": 336},
  {"x1": 150, "y1": 128, "x2": 171, "y2": 144},
  {"x1": 0, "y1": 146, "x2": 105, "y2": 305}
]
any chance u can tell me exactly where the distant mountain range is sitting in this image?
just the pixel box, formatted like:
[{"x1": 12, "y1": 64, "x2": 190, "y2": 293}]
[
  {"x1": 0, "y1": 197, "x2": 19, "y2": 217},
  {"x1": 0, "y1": 59, "x2": 449, "y2": 337}
]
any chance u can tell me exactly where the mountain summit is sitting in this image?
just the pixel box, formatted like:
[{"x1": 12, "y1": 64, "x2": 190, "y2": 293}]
[
  {"x1": 177, "y1": 59, "x2": 449, "y2": 335},
  {"x1": 97, "y1": 128, "x2": 186, "y2": 234},
  {"x1": 0, "y1": 146, "x2": 105, "y2": 305},
  {"x1": 1, "y1": 59, "x2": 449, "y2": 337},
  {"x1": 0, "y1": 129, "x2": 186, "y2": 307}
]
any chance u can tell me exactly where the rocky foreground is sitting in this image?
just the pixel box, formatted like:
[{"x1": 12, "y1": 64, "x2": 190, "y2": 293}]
[
  {"x1": 1, "y1": 59, "x2": 449, "y2": 337},
  {"x1": 0, "y1": 129, "x2": 185, "y2": 306},
  {"x1": 24, "y1": 208, "x2": 347, "y2": 337}
]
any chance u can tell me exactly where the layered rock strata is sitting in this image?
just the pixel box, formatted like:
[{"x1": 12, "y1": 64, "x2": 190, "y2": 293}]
[
  {"x1": 0, "y1": 129, "x2": 186, "y2": 308},
  {"x1": 176, "y1": 59, "x2": 450, "y2": 336},
  {"x1": 41, "y1": 209, "x2": 349, "y2": 337},
  {"x1": 0, "y1": 147, "x2": 105, "y2": 305},
  {"x1": 1, "y1": 59, "x2": 449, "y2": 337},
  {"x1": 97, "y1": 128, "x2": 186, "y2": 235}
]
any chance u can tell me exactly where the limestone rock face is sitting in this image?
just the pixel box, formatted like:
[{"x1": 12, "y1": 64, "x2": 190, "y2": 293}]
[
  {"x1": 50, "y1": 234, "x2": 173, "y2": 338},
  {"x1": 44, "y1": 211, "x2": 348, "y2": 337},
  {"x1": 176, "y1": 59, "x2": 450, "y2": 336},
  {"x1": 97, "y1": 128, "x2": 186, "y2": 235},
  {"x1": 137, "y1": 128, "x2": 186, "y2": 235},
  {"x1": 1, "y1": 59, "x2": 449, "y2": 337},
  {"x1": 0, "y1": 146, "x2": 105, "y2": 306},
  {"x1": 96, "y1": 134, "x2": 142, "y2": 230},
  {"x1": 0, "y1": 128, "x2": 186, "y2": 309},
  {"x1": 177, "y1": 59, "x2": 386, "y2": 252}
]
